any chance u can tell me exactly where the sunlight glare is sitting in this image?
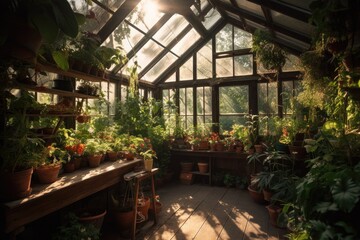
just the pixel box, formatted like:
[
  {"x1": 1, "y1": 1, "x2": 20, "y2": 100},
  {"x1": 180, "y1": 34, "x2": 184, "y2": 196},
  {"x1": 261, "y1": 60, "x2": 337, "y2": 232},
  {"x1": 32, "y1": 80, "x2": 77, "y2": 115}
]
[{"x1": 143, "y1": 0, "x2": 160, "y2": 22}]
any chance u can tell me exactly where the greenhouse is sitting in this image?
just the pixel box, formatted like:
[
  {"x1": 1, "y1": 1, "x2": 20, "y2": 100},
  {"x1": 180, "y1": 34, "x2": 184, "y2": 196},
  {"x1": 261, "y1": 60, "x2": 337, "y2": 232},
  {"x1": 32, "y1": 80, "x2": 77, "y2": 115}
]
[{"x1": 0, "y1": 0, "x2": 359, "y2": 239}]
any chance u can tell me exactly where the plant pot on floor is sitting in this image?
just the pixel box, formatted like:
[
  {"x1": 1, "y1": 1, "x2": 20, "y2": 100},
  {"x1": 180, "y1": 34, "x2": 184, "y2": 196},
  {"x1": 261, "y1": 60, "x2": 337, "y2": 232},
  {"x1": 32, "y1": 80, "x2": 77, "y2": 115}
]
[
  {"x1": 77, "y1": 208, "x2": 107, "y2": 231},
  {"x1": 36, "y1": 163, "x2": 62, "y2": 184},
  {"x1": 197, "y1": 162, "x2": 209, "y2": 173},
  {"x1": 114, "y1": 209, "x2": 135, "y2": 231},
  {"x1": 0, "y1": 167, "x2": 33, "y2": 201},
  {"x1": 247, "y1": 185, "x2": 265, "y2": 204},
  {"x1": 137, "y1": 197, "x2": 150, "y2": 221},
  {"x1": 266, "y1": 205, "x2": 285, "y2": 228}
]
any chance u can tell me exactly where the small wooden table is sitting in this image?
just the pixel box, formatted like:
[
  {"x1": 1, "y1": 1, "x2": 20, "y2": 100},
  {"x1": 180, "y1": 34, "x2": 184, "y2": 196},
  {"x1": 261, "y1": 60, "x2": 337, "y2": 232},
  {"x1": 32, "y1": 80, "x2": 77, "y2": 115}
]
[{"x1": 124, "y1": 168, "x2": 158, "y2": 240}]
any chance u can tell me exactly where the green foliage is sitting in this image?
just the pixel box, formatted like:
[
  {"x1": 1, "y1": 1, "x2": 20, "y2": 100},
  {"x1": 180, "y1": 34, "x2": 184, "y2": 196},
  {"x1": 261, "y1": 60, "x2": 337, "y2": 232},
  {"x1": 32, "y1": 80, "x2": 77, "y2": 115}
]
[
  {"x1": 52, "y1": 213, "x2": 100, "y2": 240},
  {"x1": 223, "y1": 173, "x2": 236, "y2": 188},
  {"x1": 252, "y1": 29, "x2": 287, "y2": 73}
]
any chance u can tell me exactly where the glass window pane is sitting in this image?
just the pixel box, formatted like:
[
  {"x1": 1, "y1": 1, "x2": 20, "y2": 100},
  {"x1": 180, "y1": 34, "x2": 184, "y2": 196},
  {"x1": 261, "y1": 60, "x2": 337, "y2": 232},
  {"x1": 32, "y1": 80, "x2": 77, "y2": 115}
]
[
  {"x1": 216, "y1": 24, "x2": 233, "y2": 52},
  {"x1": 216, "y1": 57, "x2": 233, "y2": 77},
  {"x1": 197, "y1": 40, "x2": 212, "y2": 79},
  {"x1": 186, "y1": 88, "x2": 193, "y2": 115},
  {"x1": 109, "y1": 82, "x2": 115, "y2": 115},
  {"x1": 234, "y1": 27, "x2": 252, "y2": 49},
  {"x1": 143, "y1": 53, "x2": 178, "y2": 81},
  {"x1": 220, "y1": 116, "x2": 246, "y2": 132},
  {"x1": 258, "y1": 82, "x2": 278, "y2": 114},
  {"x1": 234, "y1": 55, "x2": 253, "y2": 75},
  {"x1": 197, "y1": 86, "x2": 212, "y2": 115},
  {"x1": 282, "y1": 81, "x2": 294, "y2": 115},
  {"x1": 153, "y1": 14, "x2": 188, "y2": 47},
  {"x1": 220, "y1": 86, "x2": 249, "y2": 114},
  {"x1": 121, "y1": 85, "x2": 127, "y2": 102},
  {"x1": 165, "y1": 73, "x2": 176, "y2": 82},
  {"x1": 283, "y1": 54, "x2": 301, "y2": 72},
  {"x1": 180, "y1": 58, "x2": 193, "y2": 80},
  {"x1": 203, "y1": 8, "x2": 222, "y2": 30},
  {"x1": 197, "y1": 87, "x2": 204, "y2": 115},
  {"x1": 179, "y1": 88, "x2": 186, "y2": 115},
  {"x1": 171, "y1": 29, "x2": 201, "y2": 56},
  {"x1": 204, "y1": 87, "x2": 212, "y2": 114}
]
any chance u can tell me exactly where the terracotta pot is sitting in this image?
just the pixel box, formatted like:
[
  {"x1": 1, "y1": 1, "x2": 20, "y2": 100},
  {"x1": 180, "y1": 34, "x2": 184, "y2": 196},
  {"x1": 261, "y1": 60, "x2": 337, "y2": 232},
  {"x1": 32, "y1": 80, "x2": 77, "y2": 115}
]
[
  {"x1": 247, "y1": 185, "x2": 265, "y2": 204},
  {"x1": 0, "y1": 167, "x2": 33, "y2": 201},
  {"x1": 36, "y1": 163, "x2": 61, "y2": 184},
  {"x1": 216, "y1": 142, "x2": 225, "y2": 151},
  {"x1": 266, "y1": 205, "x2": 284, "y2": 228},
  {"x1": 64, "y1": 161, "x2": 75, "y2": 173},
  {"x1": 77, "y1": 208, "x2": 107, "y2": 230},
  {"x1": 197, "y1": 162, "x2": 209, "y2": 173},
  {"x1": 254, "y1": 144, "x2": 264, "y2": 153},
  {"x1": 263, "y1": 189, "x2": 273, "y2": 202},
  {"x1": 149, "y1": 201, "x2": 162, "y2": 218},
  {"x1": 137, "y1": 197, "x2": 150, "y2": 220},
  {"x1": 73, "y1": 156, "x2": 82, "y2": 170},
  {"x1": 88, "y1": 154, "x2": 102, "y2": 168},
  {"x1": 199, "y1": 141, "x2": 209, "y2": 150},
  {"x1": 191, "y1": 144, "x2": 199, "y2": 151},
  {"x1": 107, "y1": 151, "x2": 118, "y2": 161},
  {"x1": 114, "y1": 209, "x2": 134, "y2": 231},
  {"x1": 180, "y1": 162, "x2": 193, "y2": 172},
  {"x1": 124, "y1": 152, "x2": 134, "y2": 161}
]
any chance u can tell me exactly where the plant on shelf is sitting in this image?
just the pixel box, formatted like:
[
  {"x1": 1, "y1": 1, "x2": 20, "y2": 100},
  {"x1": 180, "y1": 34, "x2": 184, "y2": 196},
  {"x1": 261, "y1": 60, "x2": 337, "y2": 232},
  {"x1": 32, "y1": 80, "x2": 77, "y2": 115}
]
[
  {"x1": 94, "y1": 46, "x2": 127, "y2": 70},
  {"x1": 84, "y1": 138, "x2": 105, "y2": 168},
  {"x1": 76, "y1": 80, "x2": 99, "y2": 96},
  {"x1": 140, "y1": 149, "x2": 157, "y2": 172}
]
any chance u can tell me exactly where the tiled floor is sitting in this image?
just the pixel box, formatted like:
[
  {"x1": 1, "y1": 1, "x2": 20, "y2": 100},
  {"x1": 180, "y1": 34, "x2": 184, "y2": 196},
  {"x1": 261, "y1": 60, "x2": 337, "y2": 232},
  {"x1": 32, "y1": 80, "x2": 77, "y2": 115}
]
[{"x1": 102, "y1": 182, "x2": 288, "y2": 240}]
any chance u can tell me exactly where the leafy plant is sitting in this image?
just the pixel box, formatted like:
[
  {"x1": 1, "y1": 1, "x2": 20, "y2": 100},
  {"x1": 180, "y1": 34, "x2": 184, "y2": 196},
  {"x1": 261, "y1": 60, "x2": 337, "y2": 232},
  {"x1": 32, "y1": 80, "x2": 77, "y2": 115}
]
[
  {"x1": 223, "y1": 173, "x2": 236, "y2": 188},
  {"x1": 52, "y1": 213, "x2": 100, "y2": 240}
]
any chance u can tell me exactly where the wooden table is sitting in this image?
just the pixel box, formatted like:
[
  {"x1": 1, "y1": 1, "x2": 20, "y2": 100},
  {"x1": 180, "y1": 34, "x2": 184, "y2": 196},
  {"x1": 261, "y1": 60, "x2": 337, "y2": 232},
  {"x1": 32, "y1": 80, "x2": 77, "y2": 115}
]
[{"x1": 1, "y1": 159, "x2": 142, "y2": 236}]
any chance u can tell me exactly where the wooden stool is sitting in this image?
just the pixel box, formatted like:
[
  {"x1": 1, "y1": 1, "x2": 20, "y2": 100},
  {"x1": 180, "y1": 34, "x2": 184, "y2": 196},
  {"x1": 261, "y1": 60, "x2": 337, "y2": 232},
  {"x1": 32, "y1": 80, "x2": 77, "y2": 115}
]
[{"x1": 124, "y1": 168, "x2": 158, "y2": 240}]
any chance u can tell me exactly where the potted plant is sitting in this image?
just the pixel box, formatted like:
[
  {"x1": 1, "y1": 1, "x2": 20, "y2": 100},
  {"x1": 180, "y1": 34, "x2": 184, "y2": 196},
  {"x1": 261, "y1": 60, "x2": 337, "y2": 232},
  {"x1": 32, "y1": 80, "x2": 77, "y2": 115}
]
[
  {"x1": 140, "y1": 149, "x2": 157, "y2": 172},
  {"x1": 0, "y1": 90, "x2": 45, "y2": 201},
  {"x1": 34, "y1": 144, "x2": 65, "y2": 184},
  {"x1": 84, "y1": 139, "x2": 104, "y2": 168}
]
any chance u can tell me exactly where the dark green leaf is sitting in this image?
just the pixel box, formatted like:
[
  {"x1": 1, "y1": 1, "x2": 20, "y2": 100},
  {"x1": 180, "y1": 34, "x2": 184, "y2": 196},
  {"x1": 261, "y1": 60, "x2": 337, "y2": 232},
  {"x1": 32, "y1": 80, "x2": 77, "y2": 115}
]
[
  {"x1": 51, "y1": 0, "x2": 78, "y2": 38},
  {"x1": 331, "y1": 179, "x2": 360, "y2": 212},
  {"x1": 314, "y1": 202, "x2": 338, "y2": 213}
]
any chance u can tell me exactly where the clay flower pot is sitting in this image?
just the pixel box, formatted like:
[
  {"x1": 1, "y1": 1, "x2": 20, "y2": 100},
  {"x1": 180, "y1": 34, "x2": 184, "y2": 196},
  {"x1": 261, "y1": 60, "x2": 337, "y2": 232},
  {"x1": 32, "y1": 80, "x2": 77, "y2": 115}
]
[{"x1": 36, "y1": 163, "x2": 62, "y2": 184}]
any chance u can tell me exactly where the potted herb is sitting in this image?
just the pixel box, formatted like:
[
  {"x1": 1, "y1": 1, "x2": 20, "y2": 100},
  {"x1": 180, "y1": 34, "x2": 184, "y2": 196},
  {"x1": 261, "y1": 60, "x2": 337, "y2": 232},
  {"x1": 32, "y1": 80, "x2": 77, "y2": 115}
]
[
  {"x1": 84, "y1": 139, "x2": 104, "y2": 168},
  {"x1": 140, "y1": 149, "x2": 157, "y2": 172}
]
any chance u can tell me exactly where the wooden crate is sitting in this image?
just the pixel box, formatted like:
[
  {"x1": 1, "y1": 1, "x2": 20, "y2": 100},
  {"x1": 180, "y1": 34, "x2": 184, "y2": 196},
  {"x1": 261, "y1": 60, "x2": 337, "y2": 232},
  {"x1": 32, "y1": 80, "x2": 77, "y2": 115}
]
[{"x1": 179, "y1": 172, "x2": 194, "y2": 185}]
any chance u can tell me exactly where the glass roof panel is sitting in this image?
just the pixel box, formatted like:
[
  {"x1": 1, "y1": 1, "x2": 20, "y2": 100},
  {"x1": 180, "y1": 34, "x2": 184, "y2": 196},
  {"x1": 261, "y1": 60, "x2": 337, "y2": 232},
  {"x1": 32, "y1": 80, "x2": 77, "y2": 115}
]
[
  {"x1": 271, "y1": 10, "x2": 314, "y2": 36},
  {"x1": 276, "y1": 32, "x2": 310, "y2": 52},
  {"x1": 143, "y1": 53, "x2": 178, "y2": 81},
  {"x1": 203, "y1": 8, "x2": 222, "y2": 30},
  {"x1": 126, "y1": 0, "x2": 164, "y2": 33},
  {"x1": 235, "y1": 0, "x2": 264, "y2": 17},
  {"x1": 133, "y1": 40, "x2": 164, "y2": 71},
  {"x1": 153, "y1": 14, "x2": 188, "y2": 47},
  {"x1": 278, "y1": 0, "x2": 312, "y2": 11},
  {"x1": 245, "y1": 20, "x2": 267, "y2": 31},
  {"x1": 171, "y1": 29, "x2": 201, "y2": 56},
  {"x1": 165, "y1": 73, "x2": 176, "y2": 82}
]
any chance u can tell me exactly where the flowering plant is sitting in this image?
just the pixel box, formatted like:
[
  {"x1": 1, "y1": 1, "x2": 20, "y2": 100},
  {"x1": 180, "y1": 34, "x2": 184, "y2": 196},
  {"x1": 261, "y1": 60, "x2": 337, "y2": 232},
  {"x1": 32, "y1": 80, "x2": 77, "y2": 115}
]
[
  {"x1": 41, "y1": 144, "x2": 70, "y2": 165},
  {"x1": 65, "y1": 142, "x2": 86, "y2": 156},
  {"x1": 189, "y1": 137, "x2": 201, "y2": 146},
  {"x1": 208, "y1": 132, "x2": 219, "y2": 144},
  {"x1": 279, "y1": 127, "x2": 291, "y2": 144}
]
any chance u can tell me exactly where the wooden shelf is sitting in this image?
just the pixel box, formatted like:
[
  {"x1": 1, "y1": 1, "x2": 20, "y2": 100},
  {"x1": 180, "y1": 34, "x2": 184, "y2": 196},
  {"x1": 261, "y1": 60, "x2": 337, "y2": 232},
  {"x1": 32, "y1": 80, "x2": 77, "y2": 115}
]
[
  {"x1": 36, "y1": 62, "x2": 107, "y2": 82},
  {"x1": 21, "y1": 85, "x2": 99, "y2": 99},
  {"x1": 191, "y1": 171, "x2": 210, "y2": 176}
]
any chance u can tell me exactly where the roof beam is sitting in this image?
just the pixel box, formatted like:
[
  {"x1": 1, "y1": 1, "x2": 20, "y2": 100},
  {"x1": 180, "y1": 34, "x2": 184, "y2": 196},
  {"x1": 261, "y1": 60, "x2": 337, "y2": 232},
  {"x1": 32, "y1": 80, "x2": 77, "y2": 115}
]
[
  {"x1": 214, "y1": 0, "x2": 311, "y2": 43},
  {"x1": 98, "y1": 0, "x2": 141, "y2": 42},
  {"x1": 153, "y1": 19, "x2": 227, "y2": 85},
  {"x1": 247, "y1": 0, "x2": 311, "y2": 23}
]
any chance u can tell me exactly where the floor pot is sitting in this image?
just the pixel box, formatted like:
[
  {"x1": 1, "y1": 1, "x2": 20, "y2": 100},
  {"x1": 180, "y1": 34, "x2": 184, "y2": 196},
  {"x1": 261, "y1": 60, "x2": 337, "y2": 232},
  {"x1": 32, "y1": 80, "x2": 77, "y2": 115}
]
[
  {"x1": 36, "y1": 163, "x2": 62, "y2": 184},
  {"x1": 77, "y1": 208, "x2": 107, "y2": 230},
  {"x1": 180, "y1": 162, "x2": 194, "y2": 172},
  {"x1": 0, "y1": 167, "x2": 33, "y2": 201},
  {"x1": 88, "y1": 154, "x2": 102, "y2": 168},
  {"x1": 266, "y1": 205, "x2": 284, "y2": 228},
  {"x1": 114, "y1": 209, "x2": 135, "y2": 231},
  {"x1": 197, "y1": 162, "x2": 209, "y2": 173},
  {"x1": 137, "y1": 197, "x2": 150, "y2": 220},
  {"x1": 247, "y1": 185, "x2": 265, "y2": 204},
  {"x1": 263, "y1": 189, "x2": 273, "y2": 202}
]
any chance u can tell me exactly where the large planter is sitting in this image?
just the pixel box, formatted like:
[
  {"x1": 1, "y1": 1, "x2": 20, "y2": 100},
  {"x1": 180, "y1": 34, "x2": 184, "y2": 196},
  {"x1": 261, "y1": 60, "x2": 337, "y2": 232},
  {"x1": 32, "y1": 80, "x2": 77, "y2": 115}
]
[
  {"x1": 0, "y1": 167, "x2": 33, "y2": 201},
  {"x1": 77, "y1": 208, "x2": 107, "y2": 231},
  {"x1": 266, "y1": 205, "x2": 284, "y2": 228},
  {"x1": 88, "y1": 154, "x2": 102, "y2": 168},
  {"x1": 114, "y1": 209, "x2": 134, "y2": 231},
  {"x1": 36, "y1": 163, "x2": 62, "y2": 184}
]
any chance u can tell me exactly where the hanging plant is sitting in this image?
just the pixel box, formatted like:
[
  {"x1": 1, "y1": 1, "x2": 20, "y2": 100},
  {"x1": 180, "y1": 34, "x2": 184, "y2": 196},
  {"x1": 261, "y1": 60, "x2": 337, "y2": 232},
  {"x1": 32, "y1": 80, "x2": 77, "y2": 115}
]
[{"x1": 251, "y1": 29, "x2": 287, "y2": 77}]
